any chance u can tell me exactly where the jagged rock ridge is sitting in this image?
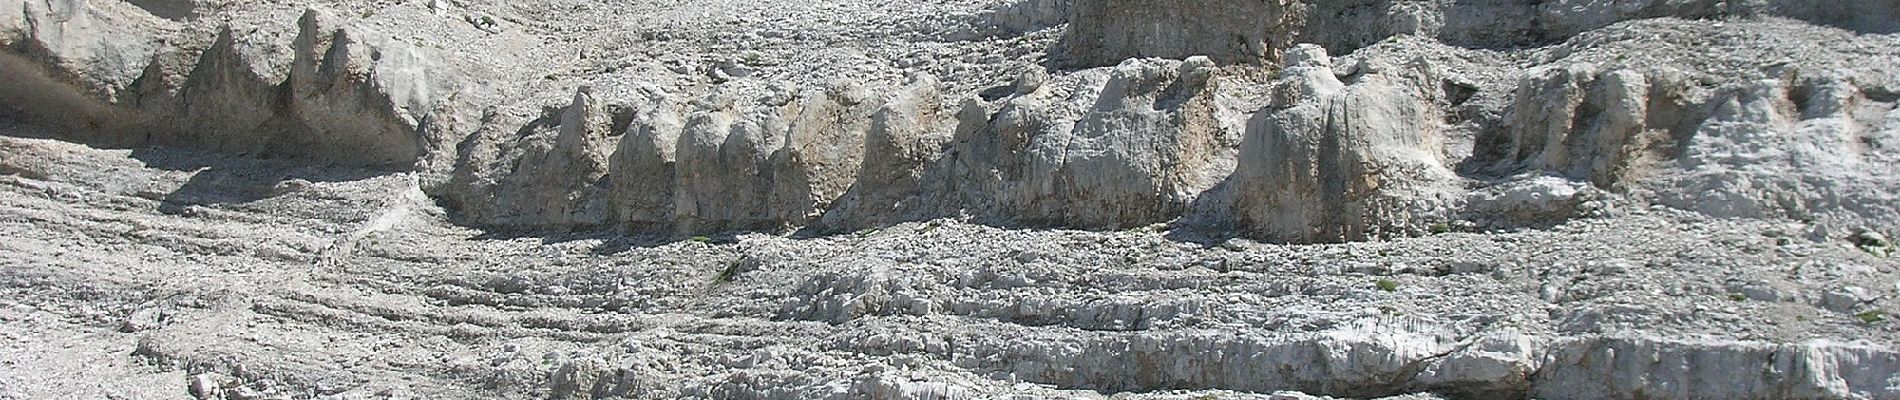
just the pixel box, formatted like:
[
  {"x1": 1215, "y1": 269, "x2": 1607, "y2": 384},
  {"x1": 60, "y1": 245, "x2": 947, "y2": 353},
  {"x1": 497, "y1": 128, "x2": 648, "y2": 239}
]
[{"x1": 2, "y1": 0, "x2": 1900, "y2": 398}]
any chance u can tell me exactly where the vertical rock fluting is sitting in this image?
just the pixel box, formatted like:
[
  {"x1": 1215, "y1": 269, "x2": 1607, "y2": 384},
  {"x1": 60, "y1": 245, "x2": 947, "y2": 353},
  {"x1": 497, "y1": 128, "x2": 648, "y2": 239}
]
[
  {"x1": 607, "y1": 88, "x2": 686, "y2": 232},
  {"x1": 7, "y1": 0, "x2": 1897, "y2": 242},
  {"x1": 1479, "y1": 63, "x2": 1900, "y2": 226},
  {"x1": 1055, "y1": 0, "x2": 1899, "y2": 72},
  {"x1": 442, "y1": 55, "x2": 1242, "y2": 235},
  {"x1": 281, "y1": 9, "x2": 441, "y2": 167},
  {"x1": 1230, "y1": 45, "x2": 1457, "y2": 243},
  {"x1": 767, "y1": 81, "x2": 882, "y2": 227},
  {"x1": 1002, "y1": 57, "x2": 1229, "y2": 229},
  {"x1": 486, "y1": 87, "x2": 617, "y2": 229},
  {"x1": 0, "y1": 3, "x2": 444, "y2": 168},
  {"x1": 1054, "y1": 0, "x2": 1297, "y2": 68},
  {"x1": 1489, "y1": 64, "x2": 1660, "y2": 187},
  {"x1": 1, "y1": 0, "x2": 165, "y2": 146},
  {"x1": 453, "y1": 78, "x2": 949, "y2": 234},
  {"x1": 818, "y1": 75, "x2": 953, "y2": 230},
  {"x1": 907, "y1": 57, "x2": 1235, "y2": 230}
]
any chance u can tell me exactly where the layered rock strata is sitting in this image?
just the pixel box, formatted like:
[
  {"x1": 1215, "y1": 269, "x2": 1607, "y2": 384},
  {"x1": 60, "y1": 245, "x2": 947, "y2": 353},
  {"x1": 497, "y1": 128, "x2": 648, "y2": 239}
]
[
  {"x1": 3, "y1": 0, "x2": 1898, "y2": 244},
  {"x1": 0, "y1": 2, "x2": 450, "y2": 167}
]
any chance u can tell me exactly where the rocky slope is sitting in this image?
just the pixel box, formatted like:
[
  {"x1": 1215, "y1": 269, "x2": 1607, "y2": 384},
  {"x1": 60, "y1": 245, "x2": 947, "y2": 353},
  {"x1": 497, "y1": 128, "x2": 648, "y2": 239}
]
[
  {"x1": 5, "y1": 0, "x2": 1900, "y2": 243},
  {"x1": 3, "y1": 0, "x2": 1900, "y2": 399},
  {"x1": 1, "y1": 132, "x2": 1896, "y2": 399}
]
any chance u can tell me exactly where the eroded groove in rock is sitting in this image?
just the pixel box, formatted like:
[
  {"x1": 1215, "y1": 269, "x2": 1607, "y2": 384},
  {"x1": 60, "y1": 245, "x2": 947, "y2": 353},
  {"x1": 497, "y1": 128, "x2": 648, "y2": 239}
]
[
  {"x1": 3, "y1": 2, "x2": 1900, "y2": 399},
  {"x1": 0, "y1": 2, "x2": 444, "y2": 168},
  {"x1": 9, "y1": 0, "x2": 1898, "y2": 241}
]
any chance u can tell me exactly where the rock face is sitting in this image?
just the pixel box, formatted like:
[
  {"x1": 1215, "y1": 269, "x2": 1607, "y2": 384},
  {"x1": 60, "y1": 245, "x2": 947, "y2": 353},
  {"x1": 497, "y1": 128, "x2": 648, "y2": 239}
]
[
  {"x1": 1055, "y1": 0, "x2": 1900, "y2": 69},
  {"x1": 939, "y1": 56, "x2": 1229, "y2": 229},
  {"x1": 1533, "y1": 337, "x2": 1900, "y2": 400},
  {"x1": 0, "y1": 2, "x2": 449, "y2": 167},
  {"x1": 9, "y1": 1, "x2": 1900, "y2": 400},
  {"x1": 1227, "y1": 45, "x2": 1457, "y2": 242},
  {"x1": 1054, "y1": 0, "x2": 1296, "y2": 67},
  {"x1": 3, "y1": 0, "x2": 1899, "y2": 244},
  {"x1": 444, "y1": 58, "x2": 1230, "y2": 234},
  {"x1": 1473, "y1": 61, "x2": 1900, "y2": 225}
]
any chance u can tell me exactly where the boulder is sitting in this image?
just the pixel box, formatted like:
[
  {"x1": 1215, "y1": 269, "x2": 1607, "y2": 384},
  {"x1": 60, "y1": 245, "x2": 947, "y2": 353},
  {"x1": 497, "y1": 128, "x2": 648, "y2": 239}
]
[{"x1": 1231, "y1": 45, "x2": 1458, "y2": 242}]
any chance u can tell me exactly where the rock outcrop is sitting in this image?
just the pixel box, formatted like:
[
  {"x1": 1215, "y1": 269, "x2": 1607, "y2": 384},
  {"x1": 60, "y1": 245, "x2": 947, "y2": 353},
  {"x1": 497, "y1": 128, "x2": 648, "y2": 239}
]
[
  {"x1": 8, "y1": 1, "x2": 1900, "y2": 400},
  {"x1": 1055, "y1": 0, "x2": 1900, "y2": 69},
  {"x1": 1054, "y1": 0, "x2": 1297, "y2": 67},
  {"x1": 1474, "y1": 61, "x2": 1900, "y2": 226},
  {"x1": 443, "y1": 58, "x2": 1231, "y2": 234},
  {"x1": 940, "y1": 56, "x2": 1230, "y2": 229},
  {"x1": 1226, "y1": 45, "x2": 1457, "y2": 242},
  {"x1": 0, "y1": 2, "x2": 449, "y2": 167},
  {"x1": 4, "y1": 0, "x2": 1899, "y2": 244}
]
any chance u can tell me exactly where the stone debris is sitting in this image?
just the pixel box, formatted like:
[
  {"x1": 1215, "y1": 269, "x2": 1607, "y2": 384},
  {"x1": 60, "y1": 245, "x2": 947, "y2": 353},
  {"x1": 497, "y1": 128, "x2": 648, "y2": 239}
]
[{"x1": 1, "y1": 0, "x2": 1899, "y2": 399}]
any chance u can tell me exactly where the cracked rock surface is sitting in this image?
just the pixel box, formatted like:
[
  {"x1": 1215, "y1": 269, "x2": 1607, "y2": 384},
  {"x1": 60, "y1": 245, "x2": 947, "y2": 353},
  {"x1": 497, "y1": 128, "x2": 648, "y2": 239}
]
[
  {"x1": 1, "y1": 132, "x2": 1897, "y2": 399},
  {"x1": 3, "y1": 0, "x2": 1900, "y2": 399}
]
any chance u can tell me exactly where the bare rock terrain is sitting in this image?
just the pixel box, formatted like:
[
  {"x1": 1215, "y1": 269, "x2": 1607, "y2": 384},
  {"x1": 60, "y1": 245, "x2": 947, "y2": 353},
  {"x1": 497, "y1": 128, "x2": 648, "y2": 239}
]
[{"x1": 3, "y1": 0, "x2": 1900, "y2": 399}]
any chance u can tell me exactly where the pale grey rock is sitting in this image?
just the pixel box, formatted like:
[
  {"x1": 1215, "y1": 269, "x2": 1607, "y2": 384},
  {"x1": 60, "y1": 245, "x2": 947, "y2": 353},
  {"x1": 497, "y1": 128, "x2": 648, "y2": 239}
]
[
  {"x1": 1464, "y1": 176, "x2": 1597, "y2": 228},
  {"x1": 1489, "y1": 65, "x2": 1654, "y2": 187},
  {"x1": 0, "y1": 4, "x2": 449, "y2": 167},
  {"x1": 1055, "y1": 0, "x2": 1900, "y2": 70},
  {"x1": 188, "y1": 373, "x2": 226, "y2": 400},
  {"x1": 819, "y1": 74, "x2": 952, "y2": 230},
  {"x1": 3, "y1": 3, "x2": 1900, "y2": 398},
  {"x1": 0, "y1": 0, "x2": 21, "y2": 42},
  {"x1": 281, "y1": 8, "x2": 447, "y2": 166},
  {"x1": 608, "y1": 88, "x2": 687, "y2": 232},
  {"x1": 1737, "y1": 282, "x2": 1784, "y2": 302},
  {"x1": 1054, "y1": 0, "x2": 1294, "y2": 67},
  {"x1": 1413, "y1": 330, "x2": 1539, "y2": 397},
  {"x1": 118, "y1": 307, "x2": 163, "y2": 333},
  {"x1": 983, "y1": 0, "x2": 1071, "y2": 36},
  {"x1": 1229, "y1": 45, "x2": 1457, "y2": 242},
  {"x1": 669, "y1": 93, "x2": 785, "y2": 232},
  {"x1": 1000, "y1": 57, "x2": 1226, "y2": 229},
  {"x1": 1531, "y1": 338, "x2": 1900, "y2": 400},
  {"x1": 1824, "y1": 286, "x2": 1871, "y2": 312}
]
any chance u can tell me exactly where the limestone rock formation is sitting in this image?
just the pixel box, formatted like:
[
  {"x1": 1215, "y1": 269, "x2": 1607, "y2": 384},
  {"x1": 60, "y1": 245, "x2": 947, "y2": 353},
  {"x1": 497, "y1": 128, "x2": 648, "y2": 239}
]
[
  {"x1": 1229, "y1": 45, "x2": 1457, "y2": 242},
  {"x1": 1475, "y1": 59, "x2": 1900, "y2": 228},
  {"x1": 0, "y1": 2, "x2": 450, "y2": 167},
  {"x1": 5, "y1": 4, "x2": 1900, "y2": 396},
  {"x1": 1056, "y1": 0, "x2": 1900, "y2": 70},
  {"x1": 981, "y1": 56, "x2": 1229, "y2": 229},
  {"x1": 1054, "y1": 0, "x2": 1295, "y2": 67},
  {"x1": 818, "y1": 74, "x2": 954, "y2": 230}
]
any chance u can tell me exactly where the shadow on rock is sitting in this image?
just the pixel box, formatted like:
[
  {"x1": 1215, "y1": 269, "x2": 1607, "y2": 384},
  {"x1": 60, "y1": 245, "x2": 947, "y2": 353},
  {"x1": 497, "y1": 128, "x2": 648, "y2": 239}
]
[{"x1": 127, "y1": 146, "x2": 393, "y2": 215}]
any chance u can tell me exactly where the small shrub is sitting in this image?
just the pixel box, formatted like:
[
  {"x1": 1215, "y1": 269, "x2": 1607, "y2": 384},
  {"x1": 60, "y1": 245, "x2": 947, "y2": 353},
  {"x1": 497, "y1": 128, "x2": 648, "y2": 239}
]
[
  {"x1": 1376, "y1": 279, "x2": 1399, "y2": 292},
  {"x1": 1430, "y1": 222, "x2": 1453, "y2": 235},
  {"x1": 690, "y1": 236, "x2": 712, "y2": 244},
  {"x1": 714, "y1": 261, "x2": 741, "y2": 283},
  {"x1": 1729, "y1": 293, "x2": 1747, "y2": 302},
  {"x1": 1858, "y1": 310, "x2": 1887, "y2": 324},
  {"x1": 1856, "y1": 233, "x2": 1893, "y2": 258}
]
